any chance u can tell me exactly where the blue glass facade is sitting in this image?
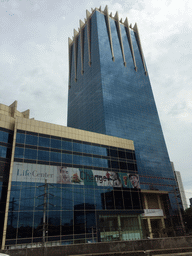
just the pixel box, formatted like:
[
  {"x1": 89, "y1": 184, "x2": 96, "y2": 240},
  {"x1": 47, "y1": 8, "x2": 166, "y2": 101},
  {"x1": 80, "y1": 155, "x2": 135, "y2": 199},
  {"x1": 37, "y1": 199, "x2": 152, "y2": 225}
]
[
  {"x1": 67, "y1": 10, "x2": 180, "y2": 214},
  {"x1": 5, "y1": 130, "x2": 143, "y2": 246},
  {"x1": 0, "y1": 128, "x2": 13, "y2": 241}
]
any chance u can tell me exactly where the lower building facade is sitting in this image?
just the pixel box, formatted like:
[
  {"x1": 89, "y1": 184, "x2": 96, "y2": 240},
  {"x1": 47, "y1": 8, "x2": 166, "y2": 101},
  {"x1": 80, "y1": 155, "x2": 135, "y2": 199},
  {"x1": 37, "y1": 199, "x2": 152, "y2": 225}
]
[{"x1": 0, "y1": 102, "x2": 183, "y2": 249}]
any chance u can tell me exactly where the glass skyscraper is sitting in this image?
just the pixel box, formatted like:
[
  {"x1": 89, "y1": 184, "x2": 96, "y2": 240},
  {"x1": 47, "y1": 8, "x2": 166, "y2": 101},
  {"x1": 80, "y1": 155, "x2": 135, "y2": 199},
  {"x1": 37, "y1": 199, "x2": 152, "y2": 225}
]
[{"x1": 67, "y1": 7, "x2": 182, "y2": 215}]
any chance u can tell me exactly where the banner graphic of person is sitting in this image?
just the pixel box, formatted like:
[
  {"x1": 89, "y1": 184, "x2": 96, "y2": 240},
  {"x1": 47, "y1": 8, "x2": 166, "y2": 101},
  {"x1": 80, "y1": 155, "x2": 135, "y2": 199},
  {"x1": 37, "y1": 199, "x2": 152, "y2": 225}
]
[
  {"x1": 57, "y1": 167, "x2": 83, "y2": 185},
  {"x1": 129, "y1": 174, "x2": 140, "y2": 189},
  {"x1": 57, "y1": 167, "x2": 71, "y2": 184}
]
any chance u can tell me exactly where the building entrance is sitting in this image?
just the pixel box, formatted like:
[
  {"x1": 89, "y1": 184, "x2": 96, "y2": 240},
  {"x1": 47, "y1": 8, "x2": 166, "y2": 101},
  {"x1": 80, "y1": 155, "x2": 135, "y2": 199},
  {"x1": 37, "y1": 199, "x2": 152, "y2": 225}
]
[
  {"x1": 99, "y1": 215, "x2": 142, "y2": 242},
  {"x1": 150, "y1": 219, "x2": 164, "y2": 238}
]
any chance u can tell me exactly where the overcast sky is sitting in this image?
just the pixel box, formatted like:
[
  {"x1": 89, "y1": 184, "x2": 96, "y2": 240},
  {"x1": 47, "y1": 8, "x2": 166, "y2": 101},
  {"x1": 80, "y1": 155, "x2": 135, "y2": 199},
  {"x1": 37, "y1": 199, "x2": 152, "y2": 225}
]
[{"x1": 0, "y1": 0, "x2": 192, "y2": 205}]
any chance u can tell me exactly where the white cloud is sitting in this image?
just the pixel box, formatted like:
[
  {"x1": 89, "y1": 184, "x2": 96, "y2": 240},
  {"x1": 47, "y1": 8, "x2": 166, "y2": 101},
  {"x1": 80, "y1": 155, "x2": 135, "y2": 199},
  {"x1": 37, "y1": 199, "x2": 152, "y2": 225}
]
[{"x1": 0, "y1": 48, "x2": 16, "y2": 64}]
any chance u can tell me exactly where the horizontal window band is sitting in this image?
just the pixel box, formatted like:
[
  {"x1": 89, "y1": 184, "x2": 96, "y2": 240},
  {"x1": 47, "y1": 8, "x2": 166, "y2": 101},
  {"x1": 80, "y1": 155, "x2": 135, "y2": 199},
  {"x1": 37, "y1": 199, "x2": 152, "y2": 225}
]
[{"x1": 0, "y1": 127, "x2": 13, "y2": 133}]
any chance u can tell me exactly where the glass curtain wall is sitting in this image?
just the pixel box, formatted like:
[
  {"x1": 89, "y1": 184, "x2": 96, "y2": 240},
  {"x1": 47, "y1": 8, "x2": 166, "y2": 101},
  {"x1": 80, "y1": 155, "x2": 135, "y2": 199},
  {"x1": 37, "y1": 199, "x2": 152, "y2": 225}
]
[
  {"x1": 5, "y1": 130, "x2": 143, "y2": 246},
  {"x1": 0, "y1": 128, "x2": 13, "y2": 242}
]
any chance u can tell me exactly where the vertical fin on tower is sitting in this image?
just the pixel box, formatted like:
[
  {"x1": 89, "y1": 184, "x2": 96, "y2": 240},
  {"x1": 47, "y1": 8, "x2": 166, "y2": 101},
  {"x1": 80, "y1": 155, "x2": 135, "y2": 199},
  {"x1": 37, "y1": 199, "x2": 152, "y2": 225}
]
[
  {"x1": 79, "y1": 20, "x2": 85, "y2": 74},
  {"x1": 74, "y1": 29, "x2": 78, "y2": 81},
  {"x1": 68, "y1": 37, "x2": 73, "y2": 88},
  {"x1": 124, "y1": 17, "x2": 137, "y2": 71},
  {"x1": 114, "y1": 11, "x2": 126, "y2": 66},
  {"x1": 86, "y1": 10, "x2": 92, "y2": 66},
  {"x1": 133, "y1": 23, "x2": 147, "y2": 75},
  {"x1": 104, "y1": 5, "x2": 115, "y2": 61}
]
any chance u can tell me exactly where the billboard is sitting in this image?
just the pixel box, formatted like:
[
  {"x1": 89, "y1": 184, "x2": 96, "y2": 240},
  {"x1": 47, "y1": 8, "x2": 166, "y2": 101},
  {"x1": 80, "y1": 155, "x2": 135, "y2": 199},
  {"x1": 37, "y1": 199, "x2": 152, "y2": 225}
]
[{"x1": 12, "y1": 162, "x2": 140, "y2": 189}]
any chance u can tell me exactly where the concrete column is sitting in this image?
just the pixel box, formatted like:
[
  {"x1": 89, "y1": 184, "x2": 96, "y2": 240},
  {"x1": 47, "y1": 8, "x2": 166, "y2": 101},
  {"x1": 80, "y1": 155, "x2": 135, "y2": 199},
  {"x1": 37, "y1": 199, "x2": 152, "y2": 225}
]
[
  {"x1": 143, "y1": 194, "x2": 148, "y2": 209},
  {"x1": 147, "y1": 218, "x2": 153, "y2": 239},
  {"x1": 117, "y1": 215, "x2": 121, "y2": 240},
  {"x1": 1, "y1": 120, "x2": 17, "y2": 250},
  {"x1": 157, "y1": 195, "x2": 162, "y2": 209}
]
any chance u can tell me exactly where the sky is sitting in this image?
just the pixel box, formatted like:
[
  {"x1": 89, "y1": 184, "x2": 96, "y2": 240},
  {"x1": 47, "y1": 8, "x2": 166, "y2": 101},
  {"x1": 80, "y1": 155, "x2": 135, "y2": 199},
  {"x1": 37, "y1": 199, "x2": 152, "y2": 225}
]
[{"x1": 0, "y1": 0, "x2": 192, "y2": 205}]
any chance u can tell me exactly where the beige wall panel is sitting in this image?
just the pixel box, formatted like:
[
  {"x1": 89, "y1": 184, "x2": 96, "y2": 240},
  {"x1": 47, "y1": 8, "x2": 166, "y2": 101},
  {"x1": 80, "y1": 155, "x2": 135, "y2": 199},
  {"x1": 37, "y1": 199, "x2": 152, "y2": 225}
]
[
  {"x1": 30, "y1": 126, "x2": 35, "y2": 132},
  {"x1": 0, "y1": 114, "x2": 6, "y2": 121},
  {"x1": 141, "y1": 190, "x2": 168, "y2": 194},
  {"x1": 0, "y1": 116, "x2": 14, "y2": 130},
  {"x1": 20, "y1": 118, "x2": 27, "y2": 124},
  {"x1": 0, "y1": 121, "x2": 6, "y2": 129},
  {"x1": 54, "y1": 130, "x2": 61, "y2": 137},
  {"x1": 62, "y1": 132, "x2": 68, "y2": 138},
  {"x1": 38, "y1": 127, "x2": 44, "y2": 133},
  {"x1": 29, "y1": 119, "x2": 35, "y2": 127},
  {"x1": 15, "y1": 117, "x2": 134, "y2": 150},
  {"x1": 45, "y1": 128, "x2": 50, "y2": 134},
  {"x1": 26, "y1": 125, "x2": 31, "y2": 131}
]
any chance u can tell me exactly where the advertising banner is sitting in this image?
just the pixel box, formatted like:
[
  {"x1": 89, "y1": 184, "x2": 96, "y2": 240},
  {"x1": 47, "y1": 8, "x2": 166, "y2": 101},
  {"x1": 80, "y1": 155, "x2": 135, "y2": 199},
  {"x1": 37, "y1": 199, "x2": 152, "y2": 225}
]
[{"x1": 12, "y1": 162, "x2": 140, "y2": 189}]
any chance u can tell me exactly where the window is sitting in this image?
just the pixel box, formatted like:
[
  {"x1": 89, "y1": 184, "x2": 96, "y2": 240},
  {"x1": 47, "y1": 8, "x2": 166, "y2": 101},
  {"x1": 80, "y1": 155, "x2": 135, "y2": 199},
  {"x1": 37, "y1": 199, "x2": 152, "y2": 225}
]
[
  {"x1": 0, "y1": 146, "x2": 7, "y2": 158},
  {"x1": 62, "y1": 153, "x2": 72, "y2": 164},
  {"x1": 118, "y1": 150, "x2": 126, "y2": 159},
  {"x1": 16, "y1": 133, "x2": 25, "y2": 144},
  {"x1": 39, "y1": 137, "x2": 50, "y2": 148},
  {"x1": 62, "y1": 140, "x2": 72, "y2": 151},
  {"x1": 82, "y1": 155, "x2": 92, "y2": 166},
  {"x1": 0, "y1": 131, "x2": 9, "y2": 143},
  {"x1": 121, "y1": 217, "x2": 140, "y2": 231},
  {"x1": 15, "y1": 147, "x2": 24, "y2": 158},
  {"x1": 38, "y1": 150, "x2": 49, "y2": 161},
  {"x1": 73, "y1": 142, "x2": 82, "y2": 153},
  {"x1": 26, "y1": 134, "x2": 38, "y2": 146},
  {"x1": 73, "y1": 154, "x2": 83, "y2": 165},
  {"x1": 51, "y1": 139, "x2": 61, "y2": 149},
  {"x1": 50, "y1": 151, "x2": 61, "y2": 162},
  {"x1": 24, "y1": 148, "x2": 37, "y2": 160}
]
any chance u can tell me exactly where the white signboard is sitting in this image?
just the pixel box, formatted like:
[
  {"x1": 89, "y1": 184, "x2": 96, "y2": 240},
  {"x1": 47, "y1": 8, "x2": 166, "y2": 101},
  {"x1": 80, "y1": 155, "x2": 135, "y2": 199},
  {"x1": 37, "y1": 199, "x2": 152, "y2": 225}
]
[{"x1": 141, "y1": 209, "x2": 164, "y2": 217}]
